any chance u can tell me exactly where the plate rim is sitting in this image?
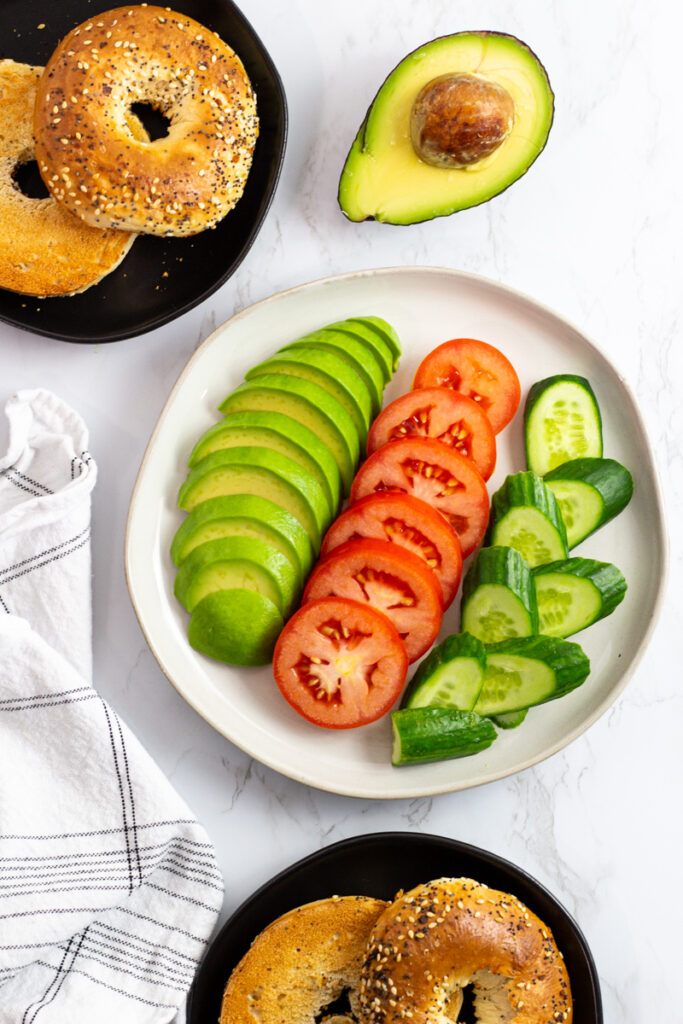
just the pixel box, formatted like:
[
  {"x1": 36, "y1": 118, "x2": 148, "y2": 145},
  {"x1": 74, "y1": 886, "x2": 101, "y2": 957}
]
[
  {"x1": 0, "y1": 0, "x2": 288, "y2": 344},
  {"x1": 186, "y1": 829, "x2": 603, "y2": 1023},
  {"x1": 125, "y1": 264, "x2": 670, "y2": 798}
]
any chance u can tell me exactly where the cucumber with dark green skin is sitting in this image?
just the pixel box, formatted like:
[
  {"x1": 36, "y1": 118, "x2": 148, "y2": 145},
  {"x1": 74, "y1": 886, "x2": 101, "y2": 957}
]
[
  {"x1": 544, "y1": 457, "x2": 634, "y2": 547},
  {"x1": 489, "y1": 709, "x2": 528, "y2": 729},
  {"x1": 486, "y1": 471, "x2": 568, "y2": 568},
  {"x1": 401, "y1": 633, "x2": 487, "y2": 710},
  {"x1": 533, "y1": 557, "x2": 627, "y2": 637},
  {"x1": 391, "y1": 707, "x2": 497, "y2": 765},
  {"x1": 525, "y1": 374, "x2": 603, "y2": 477},
  {"x1": 461, "y1": 545, "x2": 538, "y2": 644},
  {"x1": 473, "y1": 635, "x2": 590, "y2": 716}
]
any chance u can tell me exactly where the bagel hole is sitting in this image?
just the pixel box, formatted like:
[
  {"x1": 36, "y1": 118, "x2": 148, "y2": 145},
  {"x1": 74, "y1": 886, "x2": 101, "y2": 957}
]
[
  {"x1": 315, "y1": 987, "x2": 353, "y2": 1022},
  {"x1": 453, "y1": 983, "x2": 477, "y2": 1022},
  {"x1": 12, "y1": 160, "x2": 50, "y2": 199},
  {"x1": 130, "y1": 102, "x2": 171, "y2": 141}
]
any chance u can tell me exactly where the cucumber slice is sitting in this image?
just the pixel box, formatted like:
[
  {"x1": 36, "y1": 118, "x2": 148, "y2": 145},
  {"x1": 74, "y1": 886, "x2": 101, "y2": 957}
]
[
  {"x1": 489, "y1": 709, "x2": 528, "y2": 729},
  {"x1": 473, "y1": 635, "x2": 590, "y2": 716},
  {"x1": 346, "y1": 316, "x2": 402, "y2": 369},
  {"x1": 391, "y1": 707, "x2": 497, "y2": 765},
  {"x1": 533, "y1": 557, "x2": 627, "y2": 637},
  {"x1": 544, "y1": 457, "x2": 634, "y2": 547},
  {"x1": 487, "y1": 471, "x2": 568, "y2": 568},
  {"x1": 461, "y1": 546, "x2": 538, "y2": 643},
  {"x1": 525, "y1": 374, "x2": 603, "y2": 476},
  {"x1": 401, "y1": 633, "x2": 487, "y2": 710}
]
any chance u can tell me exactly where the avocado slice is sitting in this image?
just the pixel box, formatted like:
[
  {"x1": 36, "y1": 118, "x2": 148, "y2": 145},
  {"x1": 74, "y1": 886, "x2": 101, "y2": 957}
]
[
  {"x1": 170, "y1": 495, "x2": 313, "y2": 576},
  {"x1": 188, "y1": 412, "x2": 340, "y2": 516},
  {"x1": 245, "y1": 351, "x2": 371, "y2": 442},
  {"x1": 188, "y1": 590, "x2": 284, "y2": 666},
  {"x1": 346, "y1": 316, "x2": 402, "y2": 367},
  {"x1": 174, "y1": 536, "x2": 300, "y2": 615},
  {"x1": 281, "y1": 330, "x2": 384, "y2": 416},
  {"x1": 219, "y1": 377, "x2": 358, "y2": 493},
  {"x1": 178, "y1": 447, "x2": 330, "y2": 548},
  {"x1": 339, "y1": 32, "x2": 554, "y2": 225},
  {"x1": 326, "y1": 320, "x2": 394, "y2": 383}
]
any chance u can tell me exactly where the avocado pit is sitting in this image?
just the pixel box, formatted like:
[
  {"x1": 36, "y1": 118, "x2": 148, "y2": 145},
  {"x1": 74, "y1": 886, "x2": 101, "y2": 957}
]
[{"x1": 410, "y1": 73, "x2": 515, "y2": 169}]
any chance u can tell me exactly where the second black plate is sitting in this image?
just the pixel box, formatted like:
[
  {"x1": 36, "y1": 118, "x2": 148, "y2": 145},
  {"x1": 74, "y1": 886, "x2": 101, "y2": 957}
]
[
  {"x1": 1, "y1": 0, "x2": 287, "y2": 342},
  {"x1": 188, "y1": 831, "x2": 602, "y2": 1023}
]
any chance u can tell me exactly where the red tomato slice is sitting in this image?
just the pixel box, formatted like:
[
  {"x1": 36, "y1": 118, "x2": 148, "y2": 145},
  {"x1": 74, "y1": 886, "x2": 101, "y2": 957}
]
[
  {"x1": 303, "y1": 538, "x2": 442, "y2": 662},
  {"x1": 350, "y1": 436, "x2": 489, "y2": 558},
  {"x1": 273, "y1": 596, "x2": 408, "y2": 728},
  {"x1": 367, "y1": 387, "x2": 496, "y2": 480},
  {"x1": 413, "y1": 338, "x2": 520, "y2": 433},
  {"x1": 321, "y1": 492, "x2": 463, "y2": 608}
]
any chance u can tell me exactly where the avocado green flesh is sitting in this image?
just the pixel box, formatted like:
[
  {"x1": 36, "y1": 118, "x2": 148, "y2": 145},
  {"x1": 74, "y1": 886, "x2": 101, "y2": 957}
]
[
  {"x1": 188, "y1": 420, "x2": 337, "y2": 517},
  {"x1": 171, "y1": 516, "x2": 306, "y2": 577},
  {"x1": 283, "y1": 330, "x2": 384, "y2": 415},
  {"x1": 325, "y1": 320, "x2": 394, "y2": 383},
  {"x1": 188, "y1": 590, "x2": 283, "y2": 666},
  {"x1": 219, "y1": 380, "x2": 357, "y2": 493},
  {"x1": 178, "y1": 448, "x2": 331, "y2": 548},
  {"x1": 174, "y1": 536, "x2": 300, "y2": 615},
  {"x1": 339, "y1": 32, "x2": 554, "y2": 225},
  {"x1": 245, "y1": 356, "x2": 371, "y2": 442},
  {"x1": 347, "y1": 316, "x2": 402, "y2": 366}
]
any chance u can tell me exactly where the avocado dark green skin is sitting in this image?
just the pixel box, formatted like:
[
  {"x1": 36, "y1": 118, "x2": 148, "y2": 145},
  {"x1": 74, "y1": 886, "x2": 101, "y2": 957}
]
[{"x1": 338, "y1": 30, "x2": 555, "y2": 225}]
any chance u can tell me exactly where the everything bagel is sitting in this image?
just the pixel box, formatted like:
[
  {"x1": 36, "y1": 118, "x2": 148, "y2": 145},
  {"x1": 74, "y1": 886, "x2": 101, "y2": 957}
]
[
  {"x1": 34, "y1": 5, "x2": 258, "y2": 237},
  {"x1": 0, "y1": 60, "x2": 135, "y2": 297},
  {"x1": 358, "y1": 877, "x2": 572, "y2": 1024},
  {"x1": 221, "y1": 895, "x2": 388, "y2": 1024}
]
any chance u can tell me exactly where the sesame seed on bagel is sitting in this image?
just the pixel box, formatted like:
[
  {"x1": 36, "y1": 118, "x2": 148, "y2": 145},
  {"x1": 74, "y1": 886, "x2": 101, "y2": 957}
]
[
  {"x1": 0, "y1": 59, "x2": 135, "y2": 297},
  {"x1": 358, "y1": 877, "x2": 573, "y2": 1024},
  {"x1": 33, "y1": 5, "x2": 259, "y2": 237}
]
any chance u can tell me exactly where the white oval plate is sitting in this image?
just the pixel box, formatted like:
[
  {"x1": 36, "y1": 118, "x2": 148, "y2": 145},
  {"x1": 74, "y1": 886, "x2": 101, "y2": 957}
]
[{"x1": 125, "y1": 267, "x2": 668, "y2": 799}]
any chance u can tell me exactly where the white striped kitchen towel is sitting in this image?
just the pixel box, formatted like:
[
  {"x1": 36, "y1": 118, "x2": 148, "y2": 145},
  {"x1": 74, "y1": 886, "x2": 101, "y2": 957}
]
[{"x1": 0, "y1": 390, "x2": 223, "y2": 1023}]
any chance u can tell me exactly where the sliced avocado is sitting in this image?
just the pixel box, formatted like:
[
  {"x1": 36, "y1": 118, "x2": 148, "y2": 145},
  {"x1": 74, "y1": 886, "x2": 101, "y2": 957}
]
[
  {"x1": 188, "y1": 590, "x2": 283, "y2": 666},
  {"x1": 281, "y1": 329, "x2": 384, "y2": 415},
  {"x1": 346, "y1": 316, "x2": 402, "y2": 367},
  {"x1": 219, "y1": 377, "x2": 358, "y2": 493},
  {"x1": 174, "y1": 536, "x2": 300, "y2": 615},
  {"x1": 188, "y1": 412, "x2": 339, "y2": 516},
  {"x1": 339, "y1": 32, "x2": 554, "y2": 225},
  {"x1": 177, "y1": 447, "x2": 330, "y2": 548},
  {"x1": 170, "y1": 495, "x2": 313, "y2": 576},
  {"x1": 245, "y1": 351, "x2": 371, "y2": 442},
  {"x1": 325, "y1": 320, "x2": 394, "y2": 383}
]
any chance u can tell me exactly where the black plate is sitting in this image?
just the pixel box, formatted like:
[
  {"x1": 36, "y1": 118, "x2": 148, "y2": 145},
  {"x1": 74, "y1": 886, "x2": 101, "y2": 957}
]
[
  {"x1": 1, "y1": 0, "x2": 287, "y2": 342},
  {"x1": 188, "y1": 831, "x2": 602, "y2": 1023}
]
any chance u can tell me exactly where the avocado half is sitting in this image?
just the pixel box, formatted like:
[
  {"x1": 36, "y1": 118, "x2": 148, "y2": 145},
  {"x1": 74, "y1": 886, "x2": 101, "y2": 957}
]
[{"x1": 338, "y1": 31, "x2": 554, "y2": 225}]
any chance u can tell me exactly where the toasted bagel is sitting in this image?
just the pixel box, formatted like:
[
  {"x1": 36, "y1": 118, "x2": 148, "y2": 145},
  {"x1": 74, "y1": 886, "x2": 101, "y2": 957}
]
[
  {"x1": 0, "y1": 60, "x2": 134, "y2": 297},
  {"x1": 34, "y1": 5, "x2": 258, "y2": 237},
  {"x1": 221, "y1": 896, "x2": 388, "y2": 1024},
  {"x1": 358, "y1": 877, "x2": 572, "y2": 1024}
]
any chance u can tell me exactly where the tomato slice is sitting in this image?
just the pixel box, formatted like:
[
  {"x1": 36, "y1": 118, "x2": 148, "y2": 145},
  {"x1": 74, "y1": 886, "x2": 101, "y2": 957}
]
[
  {"x1": 320, "y1": 492, "x2": 463, "y2": 608},
  {"x1": 350, "y1": 436, "x2": 489, "y2": 558},
  {"x1": 273, "y1": 596, "x2": 408, "y2": 728},
  {"x1": 367, "y1": 386, "x2": 496, "y2": 480},
  {"x1": 413, "y1": 338, "x2": 520, "y2": 433},
  {"x1": 303, "y1": 538, "x2": 442, "y2": 662}
]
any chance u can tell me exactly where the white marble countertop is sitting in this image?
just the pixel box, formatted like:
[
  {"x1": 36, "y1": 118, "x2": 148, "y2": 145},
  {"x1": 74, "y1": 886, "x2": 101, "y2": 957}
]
[{"x1": 2, "y1": 0, "x2": 681, "y2": 1019}]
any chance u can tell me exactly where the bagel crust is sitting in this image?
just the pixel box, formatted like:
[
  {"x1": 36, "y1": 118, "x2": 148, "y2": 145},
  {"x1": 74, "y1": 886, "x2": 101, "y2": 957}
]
[
  {"x1": 359, "y1": 878, "x2": 572, "y2": 1024},
  {"x1": 0, "y1": 60, "x2": 134, "y2": 297},
  {"x1": 220, "y1": 896, "x2": 388, "y2": 1024},
  {"x1": 34, "y1": 5, "x2": 259, "y2": 237}
]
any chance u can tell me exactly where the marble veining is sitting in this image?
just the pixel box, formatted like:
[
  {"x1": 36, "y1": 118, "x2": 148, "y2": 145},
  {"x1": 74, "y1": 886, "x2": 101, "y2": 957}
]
[{"x1": 1, "y1": 0, "x2": 680, "y2": 1020}]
